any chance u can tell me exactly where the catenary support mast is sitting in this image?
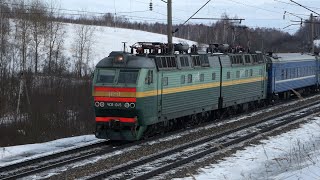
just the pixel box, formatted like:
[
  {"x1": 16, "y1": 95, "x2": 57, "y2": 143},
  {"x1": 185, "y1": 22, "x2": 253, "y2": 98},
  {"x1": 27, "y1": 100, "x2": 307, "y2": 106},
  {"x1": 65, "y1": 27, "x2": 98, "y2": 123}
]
[{"x1": 167, "y1": 0, "x2": 173, "y2": 54}]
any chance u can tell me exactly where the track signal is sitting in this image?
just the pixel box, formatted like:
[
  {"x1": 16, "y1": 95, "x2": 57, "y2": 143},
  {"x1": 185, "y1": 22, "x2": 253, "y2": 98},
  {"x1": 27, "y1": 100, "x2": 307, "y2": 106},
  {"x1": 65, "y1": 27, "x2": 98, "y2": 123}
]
[{"x1": 149, "y1": 0, "x2": 153, "y2": 11}]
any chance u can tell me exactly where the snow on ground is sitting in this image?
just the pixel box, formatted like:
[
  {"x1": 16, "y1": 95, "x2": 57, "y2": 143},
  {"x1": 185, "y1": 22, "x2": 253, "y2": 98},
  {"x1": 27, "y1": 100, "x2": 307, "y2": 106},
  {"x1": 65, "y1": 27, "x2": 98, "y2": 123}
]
[
  {"x1": 1, "y1": 116, "x2": 320, "y2": 179},
  {"x1": 0, "y1": 135, "x2": 102, "y2": 167},
  {"x1": 177, "y1": 116, "x2": 320, "y2": 180},
  {"x1": 63, "y1": 24, "x2": 196, "y2": 65}
]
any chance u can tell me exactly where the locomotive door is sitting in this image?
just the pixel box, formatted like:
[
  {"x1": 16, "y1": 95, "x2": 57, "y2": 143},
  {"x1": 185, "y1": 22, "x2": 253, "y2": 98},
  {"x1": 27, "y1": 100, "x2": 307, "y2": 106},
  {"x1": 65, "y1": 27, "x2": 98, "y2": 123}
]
[{"x1": 157, "y1": 71, "x2": 163, "y2": 120}]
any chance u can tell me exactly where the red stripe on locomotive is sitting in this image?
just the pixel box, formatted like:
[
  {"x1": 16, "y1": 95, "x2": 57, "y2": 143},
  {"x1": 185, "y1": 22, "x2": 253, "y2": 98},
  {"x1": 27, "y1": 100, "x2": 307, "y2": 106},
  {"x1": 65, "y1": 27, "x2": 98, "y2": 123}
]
[
  {"x1": 94, "y1": 97, "x2": 136, "y2": 102},
  {"x1": 96, "y1": 117, "x2": 136, "y2": 123}
]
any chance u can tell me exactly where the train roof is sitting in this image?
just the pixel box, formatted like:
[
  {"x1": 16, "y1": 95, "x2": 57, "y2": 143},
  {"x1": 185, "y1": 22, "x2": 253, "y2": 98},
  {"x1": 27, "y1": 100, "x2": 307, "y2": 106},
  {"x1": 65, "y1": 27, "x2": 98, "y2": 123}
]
[
  {"x1": 269, "y1": 53, "x2": 317, "y2": 63},
  {"x1": 96, "y1": 51, "x2": 156, "y2": 69}
]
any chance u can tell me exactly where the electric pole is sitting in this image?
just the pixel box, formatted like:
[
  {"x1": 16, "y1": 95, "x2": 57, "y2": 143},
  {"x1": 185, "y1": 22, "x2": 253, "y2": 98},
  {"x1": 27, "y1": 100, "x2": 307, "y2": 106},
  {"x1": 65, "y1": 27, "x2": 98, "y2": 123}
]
[
  {"x1": 311, "y1": 13, "x2": 315, "y2": 54},
  {"x1": 167, "y1": 0, "x2": 173, "y2": 54}
]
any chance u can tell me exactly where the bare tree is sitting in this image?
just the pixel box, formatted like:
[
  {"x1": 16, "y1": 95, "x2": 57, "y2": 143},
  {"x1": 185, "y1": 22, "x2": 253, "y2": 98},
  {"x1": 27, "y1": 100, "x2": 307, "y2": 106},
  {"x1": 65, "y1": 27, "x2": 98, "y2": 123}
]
[
  {"x1": 29, "y1": 0, "x2": 47, "y2": 74},
  {"x1": 73, "y1": 17, "x2": 95, "y2": 77},
  {"x1": 12, "y1": 0, "x2": 31, "y2": 73},
  {"x1": 43, "y1": 1, "x2": 65, "y2": 75}
]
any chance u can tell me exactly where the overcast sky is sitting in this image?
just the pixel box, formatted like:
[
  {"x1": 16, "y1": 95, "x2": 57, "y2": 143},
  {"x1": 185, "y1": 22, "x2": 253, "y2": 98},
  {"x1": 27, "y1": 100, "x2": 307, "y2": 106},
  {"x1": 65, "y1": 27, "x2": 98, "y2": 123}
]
[{"x1": 49, "y1": 0, "x2": 319, "y2": 34}]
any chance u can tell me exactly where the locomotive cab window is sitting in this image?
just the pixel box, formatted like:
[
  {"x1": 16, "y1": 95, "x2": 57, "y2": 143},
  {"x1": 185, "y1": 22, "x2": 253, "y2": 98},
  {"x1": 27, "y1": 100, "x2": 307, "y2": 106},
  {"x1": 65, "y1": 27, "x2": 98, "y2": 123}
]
[
  {"x1": 96, "y1": 69, "x2": 116, "y2": 84},
  {"x1": 118, "y1": 69, "x2": 139, "y2": 84}
]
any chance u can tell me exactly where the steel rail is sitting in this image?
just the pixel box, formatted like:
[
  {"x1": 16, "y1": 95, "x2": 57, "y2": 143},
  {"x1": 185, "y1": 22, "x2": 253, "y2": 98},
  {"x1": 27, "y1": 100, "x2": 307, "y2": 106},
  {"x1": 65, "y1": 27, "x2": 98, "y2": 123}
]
[{"x1": 88, "y1": 100, "x2": 320, "y2": 180}]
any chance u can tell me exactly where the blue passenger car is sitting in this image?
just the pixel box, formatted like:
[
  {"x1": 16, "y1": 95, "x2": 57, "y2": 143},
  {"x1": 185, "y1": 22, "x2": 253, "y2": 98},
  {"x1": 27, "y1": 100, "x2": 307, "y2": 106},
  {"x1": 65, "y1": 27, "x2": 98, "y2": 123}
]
[{"x1": 267, "y1": 53, "x2": 319, "y2": 98}]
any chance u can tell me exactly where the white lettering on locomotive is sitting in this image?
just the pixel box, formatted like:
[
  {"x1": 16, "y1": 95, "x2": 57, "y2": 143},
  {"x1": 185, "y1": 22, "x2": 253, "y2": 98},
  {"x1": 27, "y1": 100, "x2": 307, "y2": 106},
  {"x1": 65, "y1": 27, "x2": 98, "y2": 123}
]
[{"x1": 108, "y1": 92, "x2": 121, "y2": 97}]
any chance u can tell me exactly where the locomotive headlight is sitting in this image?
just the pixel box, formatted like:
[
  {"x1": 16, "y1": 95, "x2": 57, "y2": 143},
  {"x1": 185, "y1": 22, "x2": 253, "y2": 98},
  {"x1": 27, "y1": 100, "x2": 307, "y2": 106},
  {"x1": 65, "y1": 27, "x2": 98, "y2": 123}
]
[
  {"x1": 115, "y1": 55, "x2": 124, "y2": 63},
  {"x1": 130, "y1": 103, "x2": 136, "y2": 108},
  {"x1": 124, "y1": 103, "x2": 130, "y2": 108},
  {"x1": 95, "y1": 102, "x2": 100, "y2": 107}
]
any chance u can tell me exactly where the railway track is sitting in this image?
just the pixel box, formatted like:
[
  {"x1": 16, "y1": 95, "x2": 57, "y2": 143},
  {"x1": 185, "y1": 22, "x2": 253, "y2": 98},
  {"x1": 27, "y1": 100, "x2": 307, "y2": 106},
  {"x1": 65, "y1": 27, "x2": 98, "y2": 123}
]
[
  {"x1": 2, "y1": 95, "x2": 320, "y2": 179},
  {"x1": 87, "y1": 101, "x2": 320, "y2": 180},
  {"x1": 0, "y1": 141, "x2": 113, "y2": 180}
]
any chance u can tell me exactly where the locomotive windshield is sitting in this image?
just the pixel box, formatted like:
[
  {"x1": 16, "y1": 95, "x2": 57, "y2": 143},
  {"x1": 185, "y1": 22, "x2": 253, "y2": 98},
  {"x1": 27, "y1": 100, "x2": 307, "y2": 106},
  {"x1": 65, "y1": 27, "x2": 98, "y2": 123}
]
[
  {"x1": 96, "y1": 69, "x2": 116, "y2": 83},
  {"x1": 118, "y1": 69, "x2": 139, "y2": 84},
  {"x1": 96, "y1": 69, "x2": 139, "y2": 84}
]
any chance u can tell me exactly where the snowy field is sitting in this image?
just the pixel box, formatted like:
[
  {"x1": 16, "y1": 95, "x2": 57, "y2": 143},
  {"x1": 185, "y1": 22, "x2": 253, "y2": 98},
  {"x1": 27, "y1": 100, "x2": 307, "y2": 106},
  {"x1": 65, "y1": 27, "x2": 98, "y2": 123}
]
[
  {"x1": 1, "y1": 116, "x2": 320, "y2": 179},
  {"x1": 63, "y1": 24, "x2": 196, "y2": 65},
  {"x1": 178, "y1": 116, "x2": 320, "y2": 180}
]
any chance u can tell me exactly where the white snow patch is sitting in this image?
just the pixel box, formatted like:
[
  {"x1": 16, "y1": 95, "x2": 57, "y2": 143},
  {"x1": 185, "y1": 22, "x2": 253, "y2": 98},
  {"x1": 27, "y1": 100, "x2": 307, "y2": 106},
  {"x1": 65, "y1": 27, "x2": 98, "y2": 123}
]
[
  {"x1": 0, "y1": 135, "x2": 103, "y2": 167},
  {"x1": 63, "y1": 24, "x2": 196, "y2": 65},
  {"x1": 176, "y1": 116, "x2": 320, "y2": 180}
]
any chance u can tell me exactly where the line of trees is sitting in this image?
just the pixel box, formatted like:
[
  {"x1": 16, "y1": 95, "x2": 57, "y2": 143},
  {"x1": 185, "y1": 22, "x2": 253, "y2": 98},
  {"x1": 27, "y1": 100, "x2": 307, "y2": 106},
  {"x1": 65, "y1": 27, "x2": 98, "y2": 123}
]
[
  {"x1": 59, "y1": 12, "x2": 320, "y2": 53},
  {"x1": 0, "y1": 0, "x2": 96, "y2": 146}
]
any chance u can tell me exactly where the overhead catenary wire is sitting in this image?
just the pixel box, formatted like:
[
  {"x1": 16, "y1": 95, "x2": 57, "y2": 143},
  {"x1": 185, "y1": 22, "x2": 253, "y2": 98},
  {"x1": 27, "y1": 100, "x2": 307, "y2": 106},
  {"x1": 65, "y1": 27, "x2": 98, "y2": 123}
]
[
  {"x1": 290, "y1": 0, "x2": 320, "y2": 16},
  {"x1": 274, "y1": 0, "x2": 320, "y2": 11}
]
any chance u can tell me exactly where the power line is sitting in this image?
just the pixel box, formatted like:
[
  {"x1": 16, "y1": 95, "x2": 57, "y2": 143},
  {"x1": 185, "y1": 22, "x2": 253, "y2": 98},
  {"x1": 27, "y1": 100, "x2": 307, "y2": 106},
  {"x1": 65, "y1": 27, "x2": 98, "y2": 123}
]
[
  {"x1": 290, "y1": 0, "x2": 320, "y2": 16},
  {"x1": 226, "y1": 0, "x2": 282, "y2": 14},
  {"x1": 274, "y1": 0, "x2": 320, "y2": 11}
]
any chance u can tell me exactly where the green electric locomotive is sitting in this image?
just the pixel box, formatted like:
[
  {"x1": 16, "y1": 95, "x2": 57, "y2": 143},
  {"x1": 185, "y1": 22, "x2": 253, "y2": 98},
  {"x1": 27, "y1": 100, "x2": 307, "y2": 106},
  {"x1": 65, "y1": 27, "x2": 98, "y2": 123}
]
[{"x1": 92, "y1": 42, "x2": 267, "y2": 141}]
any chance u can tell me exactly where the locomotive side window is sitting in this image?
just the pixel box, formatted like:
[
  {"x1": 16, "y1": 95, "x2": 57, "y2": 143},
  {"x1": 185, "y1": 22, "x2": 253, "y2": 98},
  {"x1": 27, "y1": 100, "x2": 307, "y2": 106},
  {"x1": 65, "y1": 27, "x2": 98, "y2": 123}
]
[
  {"x1": 188, "y1": 74, "x2": 192, "y2": 83},
  {"x1": 227, "y1": 72, "x2": 231, "y2": 79},
  {"x1": 212, "y1": 73, "x2": 216, "y2": 80},
  {"x1": 236, "y1": 71, "x2": 240, "y2": 78},
  {"x1": 163, "y1": 77, "x2": 168, "y2": 86},
  {"x1": 145, "y1": 70, "x2": 153, "y2": 84},
  {"x1": 245, "y1": 70, "x2": 248, "y2": 77},
  {"x1": 250, "y1": 69, "x2": 253, "y2": 76},
  {"x1": 200, "y1": 74, "x2": 205, "y2": 82},
  {"x1": 181, "y1": 75, "x2": 185, "y2": 84},
  {"x1": 97, "y1": 69, "x2": 116, "y2": 84},
  {"x1": 118, "y1": 69, "x2": 139, "y2": 84}
]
